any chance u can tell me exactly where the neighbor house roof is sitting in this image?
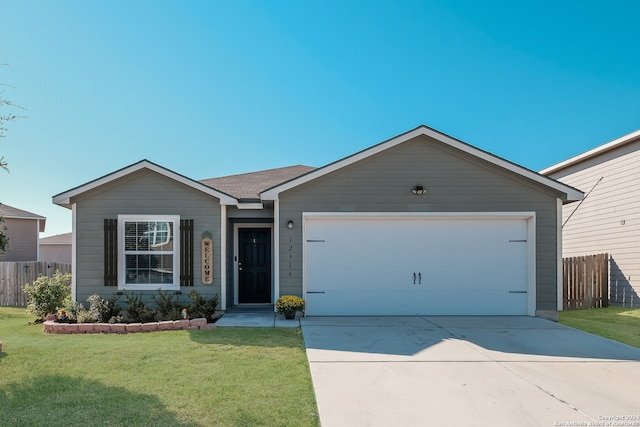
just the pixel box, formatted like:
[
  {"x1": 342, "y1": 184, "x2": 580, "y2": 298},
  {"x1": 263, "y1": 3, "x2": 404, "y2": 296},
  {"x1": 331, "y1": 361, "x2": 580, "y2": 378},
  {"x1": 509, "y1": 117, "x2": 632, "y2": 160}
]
[
  {"x1": 39, "y1": 232, "x2": 72, "y2": 245},
  {"x1": 200, "y1": 165, "x2": 316, "y2": 201},
  {"x1": 53, "y1": 159, "x2": 238, "y2": 208},
  {"x1": 540, "y1": 128, "x2": 640, "y2": 175},
  {"x1": 261, "y1": 125, "x2": 584, "y2": 202},
  {"x1": 0, "y1": 204, "x2": 46, "y2": 232}
]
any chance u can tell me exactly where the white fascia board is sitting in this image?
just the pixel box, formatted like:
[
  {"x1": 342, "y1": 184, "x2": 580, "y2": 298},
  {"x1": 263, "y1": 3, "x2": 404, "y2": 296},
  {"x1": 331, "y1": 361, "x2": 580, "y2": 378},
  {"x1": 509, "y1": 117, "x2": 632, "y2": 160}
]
[
  {"x1": 261, "y1": 126, "x2": 584, "y2": 202},
  {"x1": 71, "y1": 203, "x2": 77, "y2": 302},
  {"x1": 53, "y1": 160, "x2": 237, "y2": 207},
  {"x1": 220, "y1": 204, "x2": 227, "y2": 310},
  {"x1": 236, "y1": 202, "x2": 264, "y2": 210},
  {"x1": 540, "y1": 129, "x2": 640, "y2": 175},
  {"x1": 302, "y1": 211, "x2": 537, "y2": 221}
]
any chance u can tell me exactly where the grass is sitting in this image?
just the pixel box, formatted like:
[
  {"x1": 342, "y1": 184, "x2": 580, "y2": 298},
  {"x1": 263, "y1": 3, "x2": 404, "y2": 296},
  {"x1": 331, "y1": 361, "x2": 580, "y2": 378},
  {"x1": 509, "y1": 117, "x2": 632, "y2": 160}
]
[
  {"x1": 559, "y1": 306, "x2": 640, "y2": 349},
  {"x1": 0, "y1": 307, "x2": 319, "y2": 427}
]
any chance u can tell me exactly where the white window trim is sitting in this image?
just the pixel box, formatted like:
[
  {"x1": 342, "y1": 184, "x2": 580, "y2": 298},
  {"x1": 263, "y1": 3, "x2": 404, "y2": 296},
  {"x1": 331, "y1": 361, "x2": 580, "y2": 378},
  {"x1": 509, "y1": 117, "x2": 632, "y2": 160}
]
[{"x1": 117, "y1": 215, "x2": 180, "y2": 291}]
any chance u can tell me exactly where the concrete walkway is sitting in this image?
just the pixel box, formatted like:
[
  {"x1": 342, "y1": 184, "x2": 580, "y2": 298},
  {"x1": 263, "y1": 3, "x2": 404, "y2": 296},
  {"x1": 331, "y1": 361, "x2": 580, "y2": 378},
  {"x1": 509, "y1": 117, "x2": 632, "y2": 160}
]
[
  {"x1": 301, "y1": 316, "x2": 640, "y2": 427},
  {"x1": 215, "y1": 307, "x2": 300, "y2": 327}
]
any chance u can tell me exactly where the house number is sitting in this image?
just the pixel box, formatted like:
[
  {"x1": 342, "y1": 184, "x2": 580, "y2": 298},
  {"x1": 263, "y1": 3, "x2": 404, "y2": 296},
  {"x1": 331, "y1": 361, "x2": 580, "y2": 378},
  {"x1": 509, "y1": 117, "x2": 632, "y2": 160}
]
[
  {"x1": 202, "y1": 237, "x2": 213, "y2": 285},
  {"x1": 288, "y1": 237, "x2": 293, "y2": 277}
]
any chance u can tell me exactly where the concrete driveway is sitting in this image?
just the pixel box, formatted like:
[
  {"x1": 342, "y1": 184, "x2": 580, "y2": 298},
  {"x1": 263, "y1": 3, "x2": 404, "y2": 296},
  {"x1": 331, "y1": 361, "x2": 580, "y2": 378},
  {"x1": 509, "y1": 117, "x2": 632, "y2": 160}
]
[{"x1": 300, "y1": 316, "x2": 640, "y2": 427}]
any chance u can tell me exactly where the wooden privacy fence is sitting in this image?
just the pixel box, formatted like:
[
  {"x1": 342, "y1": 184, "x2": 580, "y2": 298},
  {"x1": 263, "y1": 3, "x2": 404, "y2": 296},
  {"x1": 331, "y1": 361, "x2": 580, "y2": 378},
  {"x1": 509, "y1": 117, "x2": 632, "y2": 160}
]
[
  {"x1": 0, "y1": 261, "x2": 71, "y2": 306},
  {"x1": 563, "y1": 253, "x2": 608, "y2": 310}
]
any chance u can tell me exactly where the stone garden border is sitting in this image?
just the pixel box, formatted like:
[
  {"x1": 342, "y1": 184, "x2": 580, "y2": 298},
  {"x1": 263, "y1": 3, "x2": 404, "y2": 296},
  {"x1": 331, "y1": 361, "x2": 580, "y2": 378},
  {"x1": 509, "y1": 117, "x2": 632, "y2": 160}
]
[{"x1": 43, "y1": 318, "x2": 215, "y2": 334}]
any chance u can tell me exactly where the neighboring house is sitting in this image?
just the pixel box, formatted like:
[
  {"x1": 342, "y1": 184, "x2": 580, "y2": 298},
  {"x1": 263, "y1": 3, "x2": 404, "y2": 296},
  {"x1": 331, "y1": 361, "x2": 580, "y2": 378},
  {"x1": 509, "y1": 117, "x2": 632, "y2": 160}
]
[
  {"x1": 0, "y1": 204, "x2": 46, "y2": 261},
  {"x1": 39, "y1": 232, "x2": 72, "y2": 264},
  {"x1": 53, "y1": 125, "x2": 582, "y2": 318},
  {"x1": 541, "y1": 129, "x2": 640, "y2": 307}
]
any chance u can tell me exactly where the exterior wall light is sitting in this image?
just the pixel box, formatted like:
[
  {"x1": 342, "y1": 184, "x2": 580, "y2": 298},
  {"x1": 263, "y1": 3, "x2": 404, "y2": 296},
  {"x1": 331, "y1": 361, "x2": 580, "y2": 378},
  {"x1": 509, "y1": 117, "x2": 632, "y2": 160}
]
[
  {"x1": 412, "y1": 186, "x2": 427, "y2": 195},
  {"x1": 287, "y1": 220, "x2": 294, "y2": 229}
]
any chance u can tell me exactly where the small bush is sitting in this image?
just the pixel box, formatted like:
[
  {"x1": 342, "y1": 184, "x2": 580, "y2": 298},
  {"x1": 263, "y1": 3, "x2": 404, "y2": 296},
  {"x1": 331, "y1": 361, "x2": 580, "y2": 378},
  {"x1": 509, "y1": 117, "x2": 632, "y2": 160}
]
[
  {"x1": 88, "y1": 294, "x2": 121, "y2": 323},
  {"x1": 187, "y1": 290, "x2": 219, "y2": 321},
  {"x1": 77, "y1": 309, "x2": 96, "y2": 323},
  {"x1": 151, "y1": 289, "x2": 183, "y2": 321},
  {"x1": 62, "y1": 297, "x2": 85, "y2": 322},
  {"x1": 124, "y1": 292, "x2": 156, "y2": 323},
  {"x1": 23, "y1": 272, "x2": 72, "y2": 320}
]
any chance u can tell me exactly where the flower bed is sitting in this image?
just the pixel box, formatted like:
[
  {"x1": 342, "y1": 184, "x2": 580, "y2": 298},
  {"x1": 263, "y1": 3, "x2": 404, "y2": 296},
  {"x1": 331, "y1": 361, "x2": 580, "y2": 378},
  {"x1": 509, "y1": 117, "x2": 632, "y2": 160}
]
[{"x1": 43, "y1": 317, "x2": 214, "y2": 334}]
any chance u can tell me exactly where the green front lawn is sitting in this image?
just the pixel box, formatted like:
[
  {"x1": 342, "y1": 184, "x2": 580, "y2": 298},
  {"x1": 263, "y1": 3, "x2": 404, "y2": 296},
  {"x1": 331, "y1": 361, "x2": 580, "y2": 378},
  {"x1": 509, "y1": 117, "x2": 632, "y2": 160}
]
[
  {"x1": 0, "y1": 307, "x2": 319, "y2": 427},
  {"x1": 559, "y1": 306, "x2": 640, "y2": 349}
]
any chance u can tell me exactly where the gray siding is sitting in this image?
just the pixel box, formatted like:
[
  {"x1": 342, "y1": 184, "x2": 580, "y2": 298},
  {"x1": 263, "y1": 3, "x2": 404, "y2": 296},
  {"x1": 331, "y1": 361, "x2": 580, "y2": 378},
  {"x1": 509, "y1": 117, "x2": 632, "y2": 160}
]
[
  {"x1": 279, "y1": 135, "x2": 561, "y2": 311},
  {"x1": 72, "y1": 170, "x2": 222, "y2": 307},
  {"x1": 2, "y1": 218, "x2": 39, "y2": 261},
  {"x1": 547, "y1": 139, "x2": 640, "y2": 307},
  {"x1": 40, "y1": 244, "x2": 72, "y2": 264}
]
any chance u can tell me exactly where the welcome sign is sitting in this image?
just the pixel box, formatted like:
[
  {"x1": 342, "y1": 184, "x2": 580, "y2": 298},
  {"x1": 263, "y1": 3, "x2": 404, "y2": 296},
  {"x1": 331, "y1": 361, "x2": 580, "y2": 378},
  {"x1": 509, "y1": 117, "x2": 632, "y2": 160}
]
[{"x1": 202, "y1": 233, "x2": 213, "y2": 285}]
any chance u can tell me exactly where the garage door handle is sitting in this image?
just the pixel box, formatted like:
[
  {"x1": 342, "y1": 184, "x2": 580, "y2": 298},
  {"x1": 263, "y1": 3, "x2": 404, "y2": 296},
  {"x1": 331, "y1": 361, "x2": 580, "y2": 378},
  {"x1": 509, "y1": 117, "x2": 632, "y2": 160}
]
[
  {"x1": 306, "y1": 291, "x2": 325, "y2": 294},
  {"x1": 509, "y1": 291, "x2": 527, "y2": 293},
  {"x1": 413, "y1": 272, "x2": 416, "y2": 284},
  {"x1": 418, "y1": 272, "x2": 422, "y2": 284}
]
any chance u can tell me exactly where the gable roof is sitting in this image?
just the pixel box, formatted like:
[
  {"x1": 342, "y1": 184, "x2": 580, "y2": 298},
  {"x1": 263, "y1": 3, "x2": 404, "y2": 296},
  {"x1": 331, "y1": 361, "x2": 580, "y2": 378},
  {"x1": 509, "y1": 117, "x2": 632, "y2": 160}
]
[
  {"x1": 40, "y1": 232, "x2": 72, "y2": 245},
  {"x1": 53, "y1": 159, "x2": 238, "y2": 208},
  {"x1": 261, "y1": 125, "x2": 584, "y2": 202},
  {"x1": 200, "y1": 165, "x2": 315, "y2": 202},
  {"x1": 540, "y1": 128, "x2": 640, "y2": 175},
  {"x1": 0, "y1": 204, "x2": 46, "y2": 232}
]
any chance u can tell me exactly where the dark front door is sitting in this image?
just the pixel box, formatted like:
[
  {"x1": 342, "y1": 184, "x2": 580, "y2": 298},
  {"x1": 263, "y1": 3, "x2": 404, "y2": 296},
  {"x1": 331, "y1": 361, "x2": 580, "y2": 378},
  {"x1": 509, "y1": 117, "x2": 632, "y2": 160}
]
[{"x1": 238, "y1": 228, "x2": 272, "y2": 303}]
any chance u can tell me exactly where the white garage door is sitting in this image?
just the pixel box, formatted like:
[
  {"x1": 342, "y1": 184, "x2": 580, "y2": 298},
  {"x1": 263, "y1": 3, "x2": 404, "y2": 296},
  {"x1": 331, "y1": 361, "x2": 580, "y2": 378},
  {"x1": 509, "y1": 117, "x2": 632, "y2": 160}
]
[{"x1": 304, "y1": 214, "x2": 533, "y2": 316}]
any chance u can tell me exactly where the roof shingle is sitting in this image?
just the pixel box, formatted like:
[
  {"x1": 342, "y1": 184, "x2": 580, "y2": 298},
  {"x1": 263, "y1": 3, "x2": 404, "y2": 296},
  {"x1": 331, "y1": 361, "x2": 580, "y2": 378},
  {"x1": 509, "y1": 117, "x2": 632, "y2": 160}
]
[{"x1": 200, "y1": 165, "x2": 315, "y2": 201}]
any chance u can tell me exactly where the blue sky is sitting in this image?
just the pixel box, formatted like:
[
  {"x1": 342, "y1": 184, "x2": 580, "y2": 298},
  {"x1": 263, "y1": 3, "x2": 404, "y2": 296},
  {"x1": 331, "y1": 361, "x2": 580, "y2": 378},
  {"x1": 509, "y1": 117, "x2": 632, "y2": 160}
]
[{"x1": 1, "y1": 0, "x2": 639, "y2": 237}]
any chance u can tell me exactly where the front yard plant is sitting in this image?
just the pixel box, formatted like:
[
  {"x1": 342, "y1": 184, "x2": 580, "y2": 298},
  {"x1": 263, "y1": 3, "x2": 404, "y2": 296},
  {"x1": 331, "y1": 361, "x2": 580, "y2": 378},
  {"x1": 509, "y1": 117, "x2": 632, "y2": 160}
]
[
  {"x1": 276, "y1": 295, "x2": 305, "y2": 319},
  {"x1": 25, "y1": 285, "x2": 222, "y2": 325},
  {"x1": 123, "y1": 291, "x2": 157, "y2": 323},
  {"x1": 151, "y1": 289, "x2": 183, "y2": 320},
  {"x1": 23, "y1": 271, "x2": 71, "y2": 320},
  {"x1": 187, "y1": 289, "x2": 219, "y2": 321},
  {"x1": 87, "y1": 293, "x2": 122, "y2": 323}
]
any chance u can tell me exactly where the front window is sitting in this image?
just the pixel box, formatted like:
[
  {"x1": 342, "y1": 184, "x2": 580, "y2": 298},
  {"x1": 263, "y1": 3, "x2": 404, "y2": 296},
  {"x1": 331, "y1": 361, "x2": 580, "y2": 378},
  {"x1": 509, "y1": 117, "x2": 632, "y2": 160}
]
[{"x1": 118, "y1": 215, "x2": 180, "y2": 290}]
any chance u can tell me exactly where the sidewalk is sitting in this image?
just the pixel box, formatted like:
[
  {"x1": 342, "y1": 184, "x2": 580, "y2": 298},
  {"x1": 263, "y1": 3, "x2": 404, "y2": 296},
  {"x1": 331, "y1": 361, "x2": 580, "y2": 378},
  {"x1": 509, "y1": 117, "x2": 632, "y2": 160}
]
[{"x1": 215, "y1": 307, "x2": 300, "y2": 327}]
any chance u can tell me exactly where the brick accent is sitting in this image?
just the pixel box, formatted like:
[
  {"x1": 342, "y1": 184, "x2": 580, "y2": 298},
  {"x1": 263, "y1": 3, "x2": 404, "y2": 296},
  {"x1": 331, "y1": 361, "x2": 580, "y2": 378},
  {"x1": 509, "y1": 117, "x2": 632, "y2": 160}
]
[
  {"x1": 125, "y1": 323, "x2": 143, "y2": 333},
  {"x1": 190, "y1": 318, "x2": 207, "y2": 329},
  {"x1": 94, "y1": 323, "x2": 111, "y2": 333},
  {"x1": 111, "y1": 324, "x2": 127, "y2": 334},
  {"x1": 141, "y1": 322, "x2": 159, "y2": 332},
  {"x1": 173, "y1": 319, "x2": 190, "y2": 329},
  {"x1": 42, "y1": 318, "x2": 215, "y2": 334},
  {"x1": 78, "y1": 324, "x2": 95, "y2": 333}
]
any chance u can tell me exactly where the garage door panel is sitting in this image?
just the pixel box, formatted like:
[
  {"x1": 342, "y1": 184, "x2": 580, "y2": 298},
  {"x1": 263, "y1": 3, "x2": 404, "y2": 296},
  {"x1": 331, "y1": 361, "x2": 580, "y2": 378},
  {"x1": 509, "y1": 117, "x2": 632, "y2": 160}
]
[
  {"x1": 306, "y1": 290, "x2": 528, "y2": 316},
  {"x1": 304, "y1": 215, "x2": 532, "y2": 316}
]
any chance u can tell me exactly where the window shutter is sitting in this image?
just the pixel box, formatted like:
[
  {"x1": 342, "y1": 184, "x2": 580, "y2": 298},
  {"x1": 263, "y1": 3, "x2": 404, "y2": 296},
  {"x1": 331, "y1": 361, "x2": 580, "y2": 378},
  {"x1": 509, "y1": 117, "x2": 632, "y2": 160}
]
[
  {"x1": 104, "y1": 219, "x2": 118, "y2": 286},
  {"x1": 180, "y1": 219, "x2": 194, "y2": 286}
]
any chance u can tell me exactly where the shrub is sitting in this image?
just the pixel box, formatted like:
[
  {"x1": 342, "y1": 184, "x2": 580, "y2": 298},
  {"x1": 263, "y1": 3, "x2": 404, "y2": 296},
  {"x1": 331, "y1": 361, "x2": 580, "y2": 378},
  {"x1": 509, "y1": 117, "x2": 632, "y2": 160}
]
[
  {"x1": 151, "y1": 289, "x2": 183, "y2": 321},
  {"x1": 123, "y1": 292, "x2": 156, "y2": 323},
  {"x1": 187, "y1": 290, "x2": 219, "y2": 321},
  {"x1": 62, "y1": 297, "x2": 85, "y2": 322},
  {"x1": 23, "y1": 271, "x2": 72, "y2": 320},
  {"x1": 88, "y1": 294, "x2": 121, "y2": 323},
  {"x1": 77, "y1": 309, "x2": 96, "y2": 323}
]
